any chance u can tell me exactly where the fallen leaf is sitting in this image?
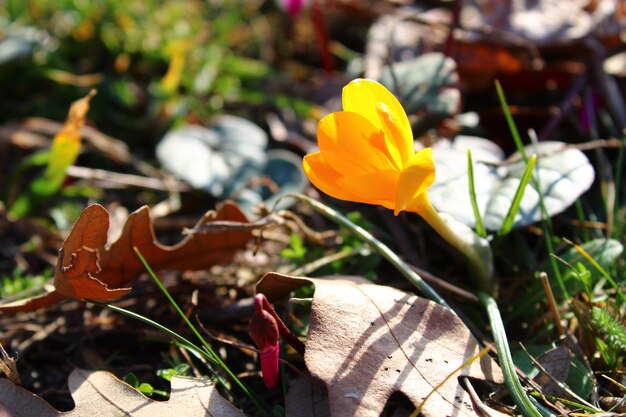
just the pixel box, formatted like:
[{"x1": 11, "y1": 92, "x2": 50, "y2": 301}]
[
  {"x1": 364, "y1": 6, "x2": 530, "y2": 93},
  {"x1": 533, "y1": 345, "x2": 573, "y2": 397},
  {"x1": 257, "y1": 273, "x2": 505, "y2": 417},
  {"x1": 32, "y1": 90, "x2": 96, "y2": 197},
  {"x1": 0, "y1": 377, "x2": 58, "y2": 417},
  {"x1": 0, "y1": 368, "x2": 246, "y2": 416},
  {"x1": 379, "y1": 53, "x2": 460, "y2": 122},
  {"x1": 0, "y1": 291, "x2": 67, "y2": 314},
  {"x1": 285, "y1": 378, "x2": 330, "y2": 417},
  {"x1": 0, "y1": 201, "x2": 251, "y2": 312}
]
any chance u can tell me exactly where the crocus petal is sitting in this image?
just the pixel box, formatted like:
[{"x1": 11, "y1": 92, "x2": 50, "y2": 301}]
[
  {"x1": 336, "y1": 169, "x2": 399, "y2": 208},
  {"x1": 317, "y1": 111, "x2": 395, "y2": 175},
  {"x1": 342, "y1": 79, "x2": 414, "y2": 165},
  {"x1": 303, "y1": 152, "x2": 366, "y2": 202},
  {"x1": 259, "y1": 343, "x2": 280, "y2": 389},
  {"x1": 394, "y1": 148, "x2": 436, "y2": 215}
]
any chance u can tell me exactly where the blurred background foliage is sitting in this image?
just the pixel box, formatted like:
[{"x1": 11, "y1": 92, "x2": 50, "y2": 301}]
[{"x1": 0, "y1": 0, "x2": 317, "y2": 149}]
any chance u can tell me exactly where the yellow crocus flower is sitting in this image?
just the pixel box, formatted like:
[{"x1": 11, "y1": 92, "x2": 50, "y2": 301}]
[{"x1": 303, "y1": 79, "x2": 435, "y2": 216}]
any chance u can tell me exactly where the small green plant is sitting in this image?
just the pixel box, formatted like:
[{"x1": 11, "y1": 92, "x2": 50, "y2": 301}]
[
  {"x1": 156, "y1": 363, "x2": 191, "y2": 382},
  {"x1": 280, "y1": 211, "x2": 380, "y2": 279},
  {"x1": 0, "y1": 268, "x2": 50, "y2": 299},
  {"x1": 590, "y1": 305, "x2": 626, "y2": 369},
  {"x1": 280, "y1": 233, "x2": 308, "y2": 262},
  {"x1": 122, "y1": 363, "x2": 191, "y2": 399},
  {"x1": 123, "y1": 372, "x2": 169, "y2": 399}
]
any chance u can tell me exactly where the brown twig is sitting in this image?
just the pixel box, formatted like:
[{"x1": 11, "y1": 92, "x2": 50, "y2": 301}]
[
  {"x1": 66, "y1": 165, "x2": 190, "y2": 192},
  {"x1": 539, "y1": 272, "x2": 565, "y2": 337},
  {"x1": 409, "y1": 264, "x2": 480, "y2": 303}
]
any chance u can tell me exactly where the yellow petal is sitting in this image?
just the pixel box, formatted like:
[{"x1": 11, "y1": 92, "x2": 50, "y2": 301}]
[
  {"x1": 303, "y1": 152, "x2": 364, "y2": 202},
  {"x1": 336, "y1": 170, "x2": 398, "y2": 207},
  {"x1": 303, "y1": 153, "x2": 398, "y2": 207},
  {"x1": 342, "y1": 79, "x2": 414, "y2": 165},
  {"x1": 317, "y1": 111, "x2": 395, "y2": 175},
  {"x1": 394, "y1": 148, "x2": 436, "y2": 215}
]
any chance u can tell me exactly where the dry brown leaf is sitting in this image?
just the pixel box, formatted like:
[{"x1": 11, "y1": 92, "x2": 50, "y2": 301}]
[
  {"x1": 285, "y1": 378, "x2": 330, "y2": 417},
  {"x1": 0, "y1": 291, "x2": 67, "y2": 314},
  {"x1": 532, "y1": 345, "x2": 573, "y2": 397},
  {"x1": 257, "y1": 273, "x2": 505, "y2": 417},
  {"x1": 0, "y1": 368, "x2": 246, "y2": 416},
  {"x1": 0, "y1": 202, "x2": 251, "y2": 312}
]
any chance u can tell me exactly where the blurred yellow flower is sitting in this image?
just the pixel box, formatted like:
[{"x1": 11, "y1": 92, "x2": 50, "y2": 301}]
[{"x1": 303, "y1": 79, "x2": 435, "y2": 215}]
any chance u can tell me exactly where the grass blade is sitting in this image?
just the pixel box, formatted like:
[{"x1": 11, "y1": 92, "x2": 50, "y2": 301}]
[
  {"x1": 495, "y1": 80, "x2": 527, "y2": 160},
  {"x1": 495, "y1": 86, "x2": 564, "y2": 296},
  {"x1": 467, "y1": 149, "x2": 487, "y2": 237},
  {"x1": 527, "y1": 129, "x2": 567, "y2": 298},
  {"x1": 498, "y1": 155, "x2": 537, "y2": 236},
  {"x1": 133, "y1": 247, "x2": 269, "y2": 416},
  {"x1": 613, "y1": 133, "x2": 625, "y2": 238}
]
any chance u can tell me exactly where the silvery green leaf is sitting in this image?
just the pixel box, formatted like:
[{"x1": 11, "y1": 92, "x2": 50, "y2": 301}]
[
  {"x1": 0, "y1": 36, "x2": 35, "y2": 66},
  {"x1": 260, "y1": 150, "x2": 308, "y2": 210},
  {"x1": 379, "y1": 53, "x2": 459, "y2": 117},
  {"x1": 156, "y1": 118, "x2": 306, "y2": 214},
  {"x1": 156, "y1": 125, "x2": 230, "y2": 190},
  {"x1": 428, "y1": 137, "x2": 595, "y2": 231}
]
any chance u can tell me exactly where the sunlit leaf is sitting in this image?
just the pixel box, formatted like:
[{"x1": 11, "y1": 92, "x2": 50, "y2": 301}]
[
  {"x1": 379, "y1": 52, "x2": 460, "y2": 118},
  {"x1": 0, "y1": 368, "x2": 246, "y2": 416},
  {"x1": 0, "y1": 201, "x2": 252, "y2": 311},
  {"x1": 428, "y1": 137, "x2": 595, "y2": 231},
  {"x1": 156, "y1": 117, "x2": 306, "y2": 213},
  {"x1": 31, "y1": 90, "x2": 96, "y2": 196},
  {"x1": 258, "y1": 273, "x2": 505, "y2": 417}
]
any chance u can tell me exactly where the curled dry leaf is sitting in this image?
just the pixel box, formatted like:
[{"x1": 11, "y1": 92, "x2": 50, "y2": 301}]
[
  {"x1": 257, "y1": 273, "x2": 505, "y2": 417},
  {"x1": 0, "y1": 368, "x2": 246, "y2": 417},
  {"x1": 0, "y1": 201, "x2": 251, "y2": 312}
]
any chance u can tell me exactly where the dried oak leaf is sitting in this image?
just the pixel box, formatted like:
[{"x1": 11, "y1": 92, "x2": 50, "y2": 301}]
[
  {"x1": 0, "y1": 368, "x2": 246, "y2": 416},
  {"x1": 0, "y1": 202, "x2": 251, "y2": 312},
  {"x1": 257, "y1": 273, "x2": 505, "y2": 417}
]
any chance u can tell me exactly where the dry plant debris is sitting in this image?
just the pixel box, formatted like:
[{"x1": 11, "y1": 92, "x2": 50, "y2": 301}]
[
  {"x1": 0, "y1": 201, "x2": 251, "y2": 312},
  {"x1": 258, "y1": 273, "x2": 505, "y2": 417},
  {"x1": 0, "y1": 368, "x2": 246, "y2": 416}
]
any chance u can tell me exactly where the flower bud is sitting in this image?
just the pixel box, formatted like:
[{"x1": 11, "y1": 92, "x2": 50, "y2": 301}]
[{"x1": 249, "y1": 294, "x2": 280, "y2": 388}]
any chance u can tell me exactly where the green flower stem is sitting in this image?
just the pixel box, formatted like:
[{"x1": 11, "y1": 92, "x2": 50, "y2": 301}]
[
  {"x1": 479, "y1": 292, "x2": 547, "y2": 417},
  {"x1": 286, "y1": 194, "x2": 451, "y2": 310},
  {"x1": 419, "y1": 197, "x2": 494, "y2": 294}
]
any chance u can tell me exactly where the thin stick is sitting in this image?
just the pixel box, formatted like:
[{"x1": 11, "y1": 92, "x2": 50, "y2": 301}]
[{"x1": 539, "y1": 272, "x2": 565, "y2": 337}]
